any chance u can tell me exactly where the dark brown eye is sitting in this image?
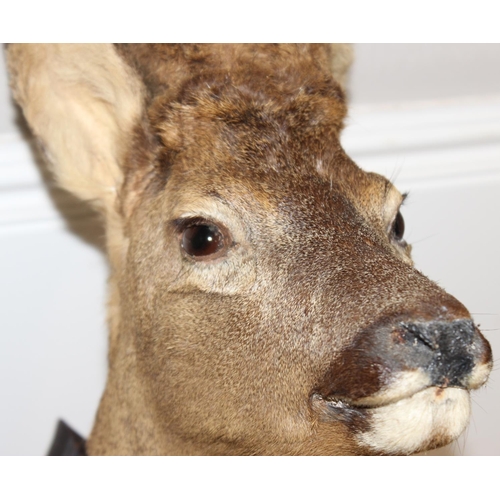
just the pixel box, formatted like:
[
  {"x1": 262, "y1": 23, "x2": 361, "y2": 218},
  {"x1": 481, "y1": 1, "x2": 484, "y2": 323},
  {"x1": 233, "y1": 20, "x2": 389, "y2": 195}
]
[
  {"x1": 391, "y1": 211, "x2": 405, "y2": 241},
  {"x1": 181, "y1": 223, "x2": 224, "y2": 258}
]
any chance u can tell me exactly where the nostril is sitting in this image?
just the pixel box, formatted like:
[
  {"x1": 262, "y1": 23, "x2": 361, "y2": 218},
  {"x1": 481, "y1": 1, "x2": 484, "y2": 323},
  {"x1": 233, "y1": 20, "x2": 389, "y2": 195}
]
[
  {"x1": 395, "y1": 319, "x2": 481, "y2": 388},
  {"x1": 445, "y1": 357, "x2": 475, "y2": 383},
  {"x1": 399, "y1": 322, "x2": 439, "y2": 350}
]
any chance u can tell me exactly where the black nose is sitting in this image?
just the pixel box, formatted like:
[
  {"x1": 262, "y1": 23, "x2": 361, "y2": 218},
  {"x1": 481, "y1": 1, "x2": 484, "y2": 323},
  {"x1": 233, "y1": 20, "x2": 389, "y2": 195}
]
[{"x1": 397, "y1": 319, "x2": 484, "y2": 387}]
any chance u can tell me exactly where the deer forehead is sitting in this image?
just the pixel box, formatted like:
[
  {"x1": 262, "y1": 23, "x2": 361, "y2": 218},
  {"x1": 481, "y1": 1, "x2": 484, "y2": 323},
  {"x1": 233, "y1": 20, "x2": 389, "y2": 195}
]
[
  {"x1": 143, "y1": 79, "x2": 403, "y2": 235},
  {"x1": 152, "y1": 115, "x2": 394, "y2": 208}
]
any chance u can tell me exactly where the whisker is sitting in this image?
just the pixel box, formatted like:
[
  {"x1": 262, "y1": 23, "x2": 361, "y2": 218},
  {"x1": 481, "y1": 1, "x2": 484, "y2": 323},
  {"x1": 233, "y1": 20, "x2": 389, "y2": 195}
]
[
  {"x1": 389, "y1": 164, "x2": 404, "y2": 185},
  {"x1": 410, "y1": 234, "x2": 439, "y2": 246},
  {"x1": 471, "y1": 396, "x2": 487, "y2": 414},
  {"x1": 458, "y1": 426, "x2": 468, "y2": 456}
]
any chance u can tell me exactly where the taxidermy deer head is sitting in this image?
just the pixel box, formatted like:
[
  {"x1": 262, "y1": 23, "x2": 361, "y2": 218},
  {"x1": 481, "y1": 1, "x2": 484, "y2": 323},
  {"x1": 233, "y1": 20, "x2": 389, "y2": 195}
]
[{"x1": 7, "y1": 44, "x2": 492, "y2": 455}]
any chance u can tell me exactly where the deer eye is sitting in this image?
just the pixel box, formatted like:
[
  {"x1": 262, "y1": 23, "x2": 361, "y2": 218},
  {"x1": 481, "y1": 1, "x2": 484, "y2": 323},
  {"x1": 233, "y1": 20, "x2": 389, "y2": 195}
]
[
  {"x1": 179, "y1": 219, "x2": 226, "y2": 259},
  {"x1": 391, "y1": 211, "x2": 405, "y2": 242}
]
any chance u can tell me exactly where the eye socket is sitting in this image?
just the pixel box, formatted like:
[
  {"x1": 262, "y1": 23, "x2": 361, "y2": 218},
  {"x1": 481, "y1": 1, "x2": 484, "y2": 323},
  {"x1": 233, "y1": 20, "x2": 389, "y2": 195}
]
[
  {"x1": 391, "y1": 210, "x2": 405, "y2": 242},
  {"x1": 179, "y1": 219, "x2": 227, "y2": 259}
]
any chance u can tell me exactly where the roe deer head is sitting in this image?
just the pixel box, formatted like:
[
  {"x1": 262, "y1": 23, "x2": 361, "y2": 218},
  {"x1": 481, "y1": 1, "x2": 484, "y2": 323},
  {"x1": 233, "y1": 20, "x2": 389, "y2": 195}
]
[{"x1": 7, "y1": 43, "x2": 492, "y2": 455}]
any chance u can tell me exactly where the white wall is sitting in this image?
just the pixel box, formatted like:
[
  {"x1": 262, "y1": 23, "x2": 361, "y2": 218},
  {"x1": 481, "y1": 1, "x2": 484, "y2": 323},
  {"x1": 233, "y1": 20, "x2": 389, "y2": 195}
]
[
  {"x1": 349, "y1": 44, "x2": 500, "y2": 104},
  {"x1": 1, "y1": 44, "x2": 499, "y2": 455}
]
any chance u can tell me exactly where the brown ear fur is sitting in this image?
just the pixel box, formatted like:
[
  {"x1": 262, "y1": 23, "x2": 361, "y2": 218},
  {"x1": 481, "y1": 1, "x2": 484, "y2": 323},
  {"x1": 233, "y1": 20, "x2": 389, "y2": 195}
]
[{"x1": 6, "y1": 44, "x2": 144, "y2": 212}]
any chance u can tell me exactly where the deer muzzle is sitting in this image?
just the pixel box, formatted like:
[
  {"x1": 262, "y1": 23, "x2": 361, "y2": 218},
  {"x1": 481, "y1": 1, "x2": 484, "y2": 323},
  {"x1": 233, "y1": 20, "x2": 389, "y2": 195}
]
[
  {"x1": 317, "y1": 316, "x2": 492, "y2": 407},
  {"x1": 311, "y1": 313, "x2": 492, "y2": 454}
]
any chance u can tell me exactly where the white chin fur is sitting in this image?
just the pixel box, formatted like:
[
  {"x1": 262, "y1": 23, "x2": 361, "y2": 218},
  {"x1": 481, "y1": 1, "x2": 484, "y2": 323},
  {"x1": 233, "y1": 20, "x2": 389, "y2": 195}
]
[{"x1": 356, "y1": 387, "x2": 471, "y2": 455}]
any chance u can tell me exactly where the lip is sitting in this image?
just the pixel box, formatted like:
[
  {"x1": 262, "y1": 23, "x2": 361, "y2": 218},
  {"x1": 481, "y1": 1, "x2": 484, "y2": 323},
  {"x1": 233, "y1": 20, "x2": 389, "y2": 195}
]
[
  {"x1": 325, "y1": 361, "x2": 492, "y2": 412},
  {"x1": 313, "y1": 369, "x2": 432, "y2": 412},
  {"x1": 324, "y1": 385, "x2": 435, "y2": 411},
  {"x1": 312, "y1": 378, "x2": 469, "y2": 421},
  {"x1": 311, "y1": 360, "x2": 491, "y2": 429},
  {"x1": 310, "y1": 393, "x2": 368, "y2": 425},
  {"x1": 355, "y1": 386, "x2": 472, "y2": 455},
  {"x1": 311, "y1": 386, "x2": 469, "y2": 438}
]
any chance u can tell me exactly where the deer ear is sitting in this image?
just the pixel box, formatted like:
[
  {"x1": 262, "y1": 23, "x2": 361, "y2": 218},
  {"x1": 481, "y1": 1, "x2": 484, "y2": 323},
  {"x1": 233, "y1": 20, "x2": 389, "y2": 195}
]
[
  {"x1": 7, "y1": 44, "x2": 144, "y2": 212},
  {"x1": 329, "y1": 43, "x2": 354, "y2": 91}
]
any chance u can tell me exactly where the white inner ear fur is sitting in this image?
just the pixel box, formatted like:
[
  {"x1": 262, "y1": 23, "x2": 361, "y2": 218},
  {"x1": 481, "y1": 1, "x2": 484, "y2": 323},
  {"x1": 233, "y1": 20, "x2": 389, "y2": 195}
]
[{"x1": 7, "y1": 44, "x2": 144, "y2": 210}]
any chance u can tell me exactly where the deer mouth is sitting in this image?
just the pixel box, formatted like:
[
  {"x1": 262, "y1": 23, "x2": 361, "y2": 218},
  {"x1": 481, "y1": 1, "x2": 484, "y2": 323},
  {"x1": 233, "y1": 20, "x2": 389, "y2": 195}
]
[
  {"x1": 353, "y1": 386, "x2": 472, "y2": 454},
  {"x1": 310, "y1": 367, "x2": 485, "y2": 455},
  {"x1": 312, "y1": 385, "x2": 472, "y2": 455},
  {"x1": 321, "y1": 383, "x2": 464, "y2": 413},
  {"x1": 311, "y1": 318, "x2": 491, "y2": 426},
  {"x1": 311, "y1": 371, "x2": 449, "y2": 420},
  {"x1": 313, "y1": 362, "x2": 489, "y2": 413}
]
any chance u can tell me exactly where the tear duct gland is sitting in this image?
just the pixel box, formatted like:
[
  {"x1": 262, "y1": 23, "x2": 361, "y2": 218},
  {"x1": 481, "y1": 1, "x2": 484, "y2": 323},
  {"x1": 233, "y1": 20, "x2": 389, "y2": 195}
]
[{"x1": 6, "y1": 43, "x2": 493, "y2": 455}]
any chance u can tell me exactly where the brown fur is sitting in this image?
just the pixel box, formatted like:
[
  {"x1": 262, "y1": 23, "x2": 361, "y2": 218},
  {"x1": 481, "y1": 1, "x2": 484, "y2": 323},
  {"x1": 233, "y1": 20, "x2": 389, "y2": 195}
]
[{"x1": 6, "y1": 44, "x2": 492, "y2": 455}]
